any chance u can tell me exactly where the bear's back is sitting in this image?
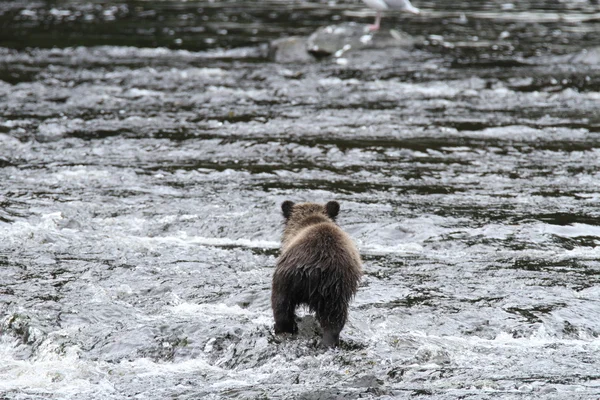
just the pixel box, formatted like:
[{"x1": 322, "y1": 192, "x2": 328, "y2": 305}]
[{"x1": 278, "y1": 221, "x2": 361, "y2": 274}]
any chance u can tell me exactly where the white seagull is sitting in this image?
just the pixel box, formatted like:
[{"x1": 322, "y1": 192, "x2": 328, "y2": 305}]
[{"x1": 361, "y1": 0, "x2": 420, "y2": 31}]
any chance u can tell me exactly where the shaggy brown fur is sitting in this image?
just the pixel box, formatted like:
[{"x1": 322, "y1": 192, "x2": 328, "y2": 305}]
[{"x1": 271, "y1": 200, "x2": 362, "y2": 347}]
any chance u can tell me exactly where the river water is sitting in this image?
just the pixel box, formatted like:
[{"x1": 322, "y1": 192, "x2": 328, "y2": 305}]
[{"x1": 1, "y1": 1, "x2": 600, "y2": 399}]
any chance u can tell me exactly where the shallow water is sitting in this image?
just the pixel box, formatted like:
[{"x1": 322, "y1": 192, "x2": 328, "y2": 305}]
[{"x1": 1, "y1": 1, "x2": 600, "y2": 399}]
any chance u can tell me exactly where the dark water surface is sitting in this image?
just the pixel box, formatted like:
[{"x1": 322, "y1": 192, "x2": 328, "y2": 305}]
[{"x1": 1, "y1": 1, "x2": 600, "y2": 399}]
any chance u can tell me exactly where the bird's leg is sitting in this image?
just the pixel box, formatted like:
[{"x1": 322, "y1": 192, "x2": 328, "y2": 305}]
[{"x1": 368, "y1": 11, "x2": 381, "y2": 31}]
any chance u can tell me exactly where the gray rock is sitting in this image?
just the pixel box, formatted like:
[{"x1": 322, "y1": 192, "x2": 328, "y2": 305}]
[
  {"x1": 528, "y1": 46, "x2": 600, "y2": 66},
  {"x1": 268, "y1": 23, "x2": 420, "y2": 63},
  {"x1": 386, "y1": 28, "x2": 421, "y2": 48},
  {"x1": 36, "y1": 122, "x2": 67, "y2": 142},
  {"x1": 568, "y1": 46, "x2": 600, "y2": 64},
  {"x1": 307, "y1": 22, "x2": 374, "y2": 58},
  {"x1": 268, "y1": 36, "x2": 315, "y2": 63},
  {"x1": 306, "y1": 22, "x2": 420, "y2": 59}
]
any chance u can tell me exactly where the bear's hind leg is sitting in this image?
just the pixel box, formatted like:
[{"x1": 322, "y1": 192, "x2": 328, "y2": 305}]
[
  {"x1": 272, "y1": 292, "x2": 298, "y2": 335},
  {"x1": 322, "y1": 327, "x2": 342, "y2": 348},
  {"x1": 317, "y1": 305, "x2": 348, "y2": 348}
]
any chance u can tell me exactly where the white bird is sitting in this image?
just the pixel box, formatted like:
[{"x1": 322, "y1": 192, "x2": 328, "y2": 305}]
[{"x1": 361, "y1": 0, "x2": 420, "y2": 31}]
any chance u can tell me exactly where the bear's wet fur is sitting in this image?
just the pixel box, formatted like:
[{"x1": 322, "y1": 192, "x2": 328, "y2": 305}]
[{"x1": 271, "y1": 200, "x2": 362, "y2": 348}]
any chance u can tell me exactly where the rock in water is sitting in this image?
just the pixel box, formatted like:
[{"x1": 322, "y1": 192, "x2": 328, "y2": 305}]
[
  {"x1": 307, "y1": 22, "x2": 374, "y2": 58},
  {"x1": 269, "y1": 23, "x2": 419, "y2": 63},
  {"x1": 268, "y1": 36, "x2": 315, "y2": 63},
  {"x1": 528, "y1": 46, "x2": 600, "y2": 66},
  {"x1": 568, "y1": 47, "x2": 600, "y2": 65},
  {"x1": 387, "y1": 28, "x2": 419, "y2": 48}
]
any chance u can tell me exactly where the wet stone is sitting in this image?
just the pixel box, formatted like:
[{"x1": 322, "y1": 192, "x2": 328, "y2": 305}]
[
  {"x1": 305, "y1": 22, "x2": 420, "y2": 59},
  {"x1": 268, "y1": 36, "x2": 315, "y2": 64},
  {"x1": 568, "y1": 46, "x2": 600, "y2": 65},
  {"x1": 307, "y1": 22, "x2": 374, "y2": 58},
  {"x1": 413, "y1": 345, "x2": 452, "y2": 365},
  {"x1": 526, "y1": 45, "x2": 600, "y2": 67},
  {"x1": 348, "y1": 373, "x2": 384, "y2": 388},
  {"x1": 297, "y1": 390, "x2": 356, "y2": 400}
]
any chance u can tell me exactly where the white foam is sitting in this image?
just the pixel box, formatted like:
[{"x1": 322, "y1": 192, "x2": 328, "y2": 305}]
[
  {"x1": 0, "y1": 339, "x2": 222, "y2": 396},
  {"x1": 361, "y1": 242, "x2": 424, "y2": 255},
  {"x1": 148, "y1": 233, "x2": 428, "y2": 255},
  {"x1": 210, "y1": 379, "x2": 252, "y2": 389},
  {"x1": 118, "y1": 357, "x2": 218, "y2": 376},
  {"x1": 171, "y1": 302, "x2": 254, "y2": 317},
  {"x1": 541, "y1": 223, "x2": 600, "y2": 238},
  {"x1": 149, "y1": 235, "x2": 279, "y2": 250},
  {"x1": 0, "y1": 340, "x2": 115, "y2": 396}
]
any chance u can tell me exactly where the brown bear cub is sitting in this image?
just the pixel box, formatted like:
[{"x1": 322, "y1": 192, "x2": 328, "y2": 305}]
[{"x1": 271, "y1": 201, "x2": 362, "y2": 348}]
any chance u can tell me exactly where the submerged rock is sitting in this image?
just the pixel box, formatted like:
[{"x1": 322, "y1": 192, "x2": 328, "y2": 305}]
[
  {"x1": 567, "y1": 47, "x2": 600, "y2": 65},
  {"x1": 307, "y1": 22, "x2": 374, "y2": 58},
  {"x1": 529, "y1": 46, "x2": 600, "y2": 66},
  {"x1": 268, "y1": 36, "x2": 315, "y2": 63},
  {"x1": 269, "y1": 22, "x2": 419, "y2": 63}
]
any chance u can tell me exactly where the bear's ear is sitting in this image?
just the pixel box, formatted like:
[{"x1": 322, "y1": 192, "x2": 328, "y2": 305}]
[
  {"x1": 281, "y1": 201, "x2": 295, "y2": 219},
  {"x1": 325, "y1": 201, "x2": 340, "y2": 220}
]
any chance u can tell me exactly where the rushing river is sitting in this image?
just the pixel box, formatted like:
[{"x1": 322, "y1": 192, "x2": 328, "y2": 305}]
[{"x1": 1, "y1": 1, "x2": 600, "y2": 399}]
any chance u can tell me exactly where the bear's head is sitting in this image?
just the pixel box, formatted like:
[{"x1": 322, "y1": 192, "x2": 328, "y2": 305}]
[
  {"x1": 281, "y1": 200, "x2": 339, "y2": 222},
  {"x1": 279, "y1": 201, "x2": 340, "y2": 244}
]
